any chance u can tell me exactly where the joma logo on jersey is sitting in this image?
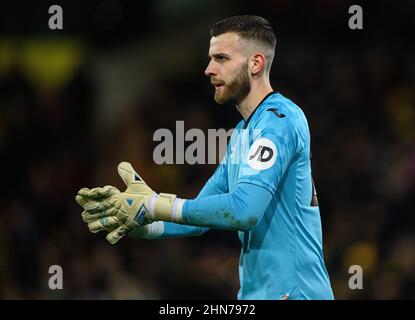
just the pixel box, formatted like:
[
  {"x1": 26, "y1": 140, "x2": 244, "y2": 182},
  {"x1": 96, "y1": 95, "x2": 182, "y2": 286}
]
[
  {"x1": 247, "y1": 138, "x2": 277, "y2": 170},
  {"x1": 249, "y1": 145, "x2": 274, "y2": 162}
]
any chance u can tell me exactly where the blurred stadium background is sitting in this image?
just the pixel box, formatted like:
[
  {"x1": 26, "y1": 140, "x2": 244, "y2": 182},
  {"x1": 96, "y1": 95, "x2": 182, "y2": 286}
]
[{"x1": 0, "y1": 0, "x2": 414, "y2": 299}]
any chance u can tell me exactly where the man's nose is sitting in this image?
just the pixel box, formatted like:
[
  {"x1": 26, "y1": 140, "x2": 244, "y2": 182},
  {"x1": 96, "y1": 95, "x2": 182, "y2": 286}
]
[{"x1": 204, "y1": 61, "x2": 216, "y2": 77}]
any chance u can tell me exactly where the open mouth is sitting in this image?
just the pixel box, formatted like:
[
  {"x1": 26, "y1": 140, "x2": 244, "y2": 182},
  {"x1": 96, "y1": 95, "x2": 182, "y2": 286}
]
[{"x1": 212, "y1": 82, "x2": 225, "y2": 89}]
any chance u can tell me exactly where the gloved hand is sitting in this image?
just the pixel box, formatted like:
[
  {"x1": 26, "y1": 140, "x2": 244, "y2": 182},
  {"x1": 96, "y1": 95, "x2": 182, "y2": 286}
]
[
  {"x1": 75, "y1": 185, "x2": 121, "y2": 232},
  {"x1": 75, "y1": 185, "x2": 163, "y2": 240},
  {"x1": 75, "y1": 162, "x2": 178, "y2": 244}
]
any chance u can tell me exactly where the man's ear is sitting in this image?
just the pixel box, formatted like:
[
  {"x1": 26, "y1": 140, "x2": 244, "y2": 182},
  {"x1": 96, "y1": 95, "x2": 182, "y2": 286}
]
[{"x1": 250, "y1": 53, "x2": 266, "y2": 77}]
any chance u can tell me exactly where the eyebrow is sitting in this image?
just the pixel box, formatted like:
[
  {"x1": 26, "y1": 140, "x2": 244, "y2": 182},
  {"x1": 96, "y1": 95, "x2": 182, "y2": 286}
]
[{"x1": 208, "y1": 53, "x2": 231, "y2": 59}]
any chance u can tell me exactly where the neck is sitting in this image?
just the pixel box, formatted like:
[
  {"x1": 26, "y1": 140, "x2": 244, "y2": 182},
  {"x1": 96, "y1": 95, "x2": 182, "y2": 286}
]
[{"x1": 236, "y1": 79, "x2": 273, "y2": 120}]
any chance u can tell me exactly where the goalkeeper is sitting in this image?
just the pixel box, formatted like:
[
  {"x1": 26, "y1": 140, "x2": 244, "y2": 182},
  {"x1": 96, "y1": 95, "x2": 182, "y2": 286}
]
[{"x1": 76, "y1": 15, "x2": 334, "y2": 300}]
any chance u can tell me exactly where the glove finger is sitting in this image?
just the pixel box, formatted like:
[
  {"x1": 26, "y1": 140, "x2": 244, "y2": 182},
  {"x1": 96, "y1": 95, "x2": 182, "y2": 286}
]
[
  {"x1": 106, "y1": 225, "x2": 129, "y2": 244},
  {"x1": 97, "y1": 185, "x2": 120, "y2": 198},
  {"x1": 118, "y1": 162, "x2": 140, "y2": 187},
  {"x1": 87, "y1": 216, "x2": 119, "y2": 233},
  {"x1": 75, "y1": 194, "x2": 88, "y2": 207},
  {"x1": 81, "y1": 207, "x2": 117, "y2": 223},
  {"x1": 83, "y1": 200, "x2": 113, "y2": 213},
  {"x1": 80, "y1": 187, "x2": 104, "y2": 199},
  {"x1": 78, "y1": 187, "x2": 92, "y2": 198},
  {"x1": 78, "y1": 186, "x2": 115, "y2": 199}
]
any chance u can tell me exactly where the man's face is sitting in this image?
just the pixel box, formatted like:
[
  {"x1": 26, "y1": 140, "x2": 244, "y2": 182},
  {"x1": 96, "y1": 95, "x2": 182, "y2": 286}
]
[{"x1": 205, "y1": 33, "x2": 251, "y2": 105}]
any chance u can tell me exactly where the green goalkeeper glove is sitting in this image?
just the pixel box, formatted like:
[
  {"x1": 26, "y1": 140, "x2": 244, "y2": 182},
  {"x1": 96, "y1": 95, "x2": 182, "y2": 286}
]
[
  {"x1": 75, "y1": 161, "x2": 180, "y2": 244},
  {"x1": 75, "y1": 184, "x2": 164, "y2": 239},
  {"x1": 75, "y1": 185, "x2": 120, "y2": 232}
]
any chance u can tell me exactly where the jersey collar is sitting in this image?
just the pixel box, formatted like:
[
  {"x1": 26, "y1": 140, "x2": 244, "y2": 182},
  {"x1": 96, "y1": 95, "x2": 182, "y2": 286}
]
[{"x1": 243, "y1": 91, "x2": 279, "y2": 129}]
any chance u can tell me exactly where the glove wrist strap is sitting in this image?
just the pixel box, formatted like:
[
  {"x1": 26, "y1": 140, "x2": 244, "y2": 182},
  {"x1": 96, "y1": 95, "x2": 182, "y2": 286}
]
[
  {"x1": 154, "y1": 193, "x2": 180, "y2": 222},
  {"x1": 148, "y1": 192, "x2": 158, "y2": 220}
]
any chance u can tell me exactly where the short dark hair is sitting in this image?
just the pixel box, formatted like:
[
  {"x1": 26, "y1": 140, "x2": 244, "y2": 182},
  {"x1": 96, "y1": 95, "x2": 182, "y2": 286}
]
[{"x1": 210, "y1": 15, "x2": 276, "y2": 50}]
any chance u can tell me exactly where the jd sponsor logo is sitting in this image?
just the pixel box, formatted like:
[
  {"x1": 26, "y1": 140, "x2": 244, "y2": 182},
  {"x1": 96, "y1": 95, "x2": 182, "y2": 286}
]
[{"x1": 247, "y1": 138, "x2": 276, "y2": 170}]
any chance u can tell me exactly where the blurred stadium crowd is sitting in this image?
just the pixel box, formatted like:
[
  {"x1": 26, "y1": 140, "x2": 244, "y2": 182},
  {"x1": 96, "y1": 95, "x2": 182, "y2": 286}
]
[{"x1": 0, "y1": 1, "x2": 414, "y2": 299}]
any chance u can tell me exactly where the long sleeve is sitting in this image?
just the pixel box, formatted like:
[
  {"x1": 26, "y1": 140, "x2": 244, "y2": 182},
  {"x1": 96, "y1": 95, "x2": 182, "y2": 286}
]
[
  {"x1": 136, "y1": 163, "x2": 228, "y2": 239},
  {"x1": 182, "y1": 182, "x2": 272, "y2": 231}
]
